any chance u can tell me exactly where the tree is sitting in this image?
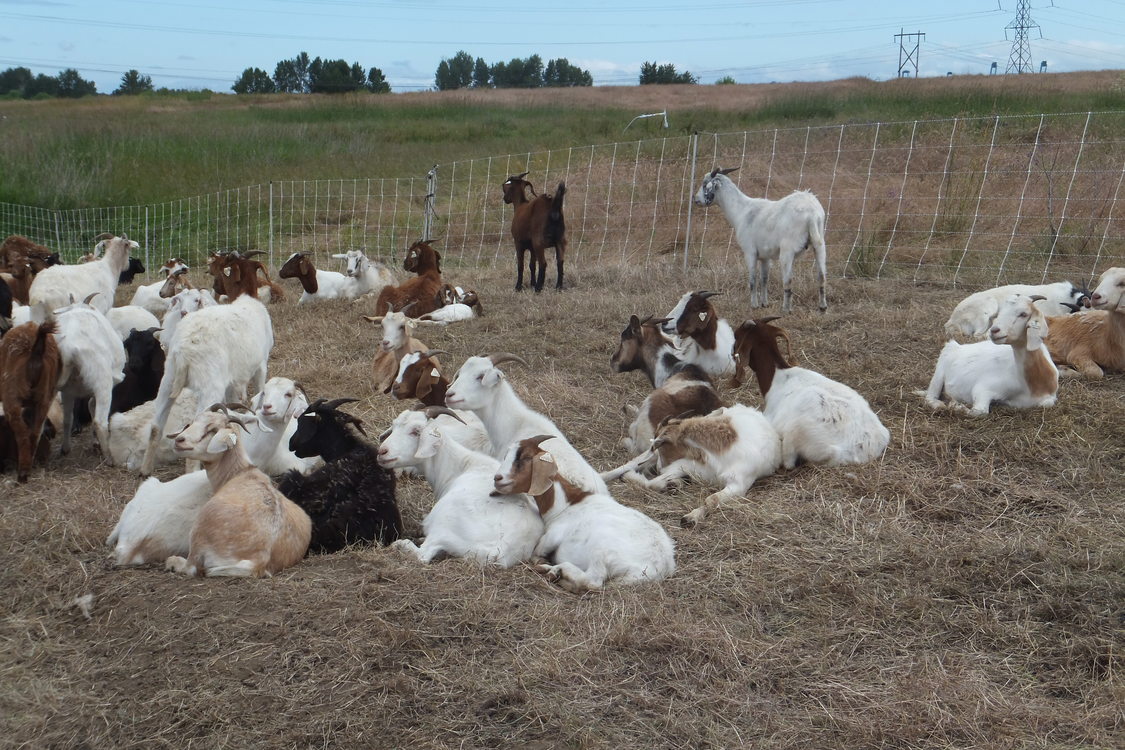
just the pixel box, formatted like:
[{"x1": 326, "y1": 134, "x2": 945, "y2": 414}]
[
  {"x1": 366, "y1": 67, "x2": 390, "y2": 94},
  {"x1": 0, "y1": 66, "x2": 32, "y2": 97},
  {"x1": 232, "y1": 67, "x2": 276, "y2": 94},
  {"x1": 114, "y1": 69, "x2": 154, "y2": 95},
  {"x1": 435, "y1": 50, "x2": 474, "y2": 90},
  {"x1": 273, "y1": 52, "x2": 311, "y2": 93},
  {"x1": 472, "y1": 57, "x2": 491, "y2": 88},
  {"x1": 24, "y1": 73, "x2": 59, "y2": 98},
  {"x1": 543, "y1": 58, "x2": 593, "y2": 87},
  {"x1": 308, "y1": 57, "x2": 364, "y2": 93},
  {"x1": 55, "y1": 68, "x2": 96, "y2": 97},
  {"x1": 639, "y1": 62, "x2": 698, "y2": 85},
  {"x1": 491, "y1": 55, "x2": 544, "y2": 88},
  {"x1": 715, "y1": 75, "x2": 737, "y2": 85}
]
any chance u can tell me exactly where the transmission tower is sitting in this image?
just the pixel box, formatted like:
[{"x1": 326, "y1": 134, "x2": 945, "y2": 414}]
[
  {"x1": 895, "y1": 28, "x2": 924, "y2": 78},
  {"x1": 1005, "y1": 0, "x2": 1041, "y2": 74}
]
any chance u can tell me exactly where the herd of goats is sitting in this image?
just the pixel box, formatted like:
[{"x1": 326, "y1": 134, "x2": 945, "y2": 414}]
[{"x1": 0, "y1": 167, "x2": 1122, "y2": 593}]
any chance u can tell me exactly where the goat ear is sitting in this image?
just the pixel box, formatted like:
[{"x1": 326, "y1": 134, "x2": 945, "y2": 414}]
[
  {"x1": 416, "y1": 425, "x2": 441, "y2": 458},
  {"x1": 205, "y1": 427, "x2": 238, "y2": 454},
  {"x1": 528, "y1": 452, "x2": 556, "y2": 496},
  {"x1": 482, "y1": 368, "x2": 502, "y2": 388},
  {"x1": 230, "y1": 265, "x2": 242, "y2": 282},
  {"x1": 331, "y1": 253, "x2": 346, "y2": 259},
  {"x1": 415, "y1": 366, "x2": 436, "y2": 399}
]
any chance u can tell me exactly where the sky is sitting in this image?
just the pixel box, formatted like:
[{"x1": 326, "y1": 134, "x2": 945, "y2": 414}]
[{"x1": 1, "y1": 0, "x2": 1124, "y2": 93}]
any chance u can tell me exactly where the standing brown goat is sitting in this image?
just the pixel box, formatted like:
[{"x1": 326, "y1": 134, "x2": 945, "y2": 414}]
[
  {"x1": 502, "y1": 173, "x2": 567, "y2": 292},
  {"x1": 374, "y1": 240, "x2": 444, "y2": 316},
  {"x1": 0, "y1": 320, "x2": 62, "y2": 482}
]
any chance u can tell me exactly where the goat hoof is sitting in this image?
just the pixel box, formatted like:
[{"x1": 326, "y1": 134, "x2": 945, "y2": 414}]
[{"x1": 680, "y1": 513, "x2": 700, "y2": 528}]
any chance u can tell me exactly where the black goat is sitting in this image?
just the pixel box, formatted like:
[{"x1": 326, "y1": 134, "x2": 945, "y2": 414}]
[
  {"x1": 118, "y1": 257, "x2": 146, "y2": 284},
  {"x1": 278, "y1": 397, "x2": 402, "y2": 553},
  {"x1": 110, "y1": 327, "x2": 164, "y2": 414},
  {"x1": 0, "y1": 277, "x2": 12, "y2": 337}
]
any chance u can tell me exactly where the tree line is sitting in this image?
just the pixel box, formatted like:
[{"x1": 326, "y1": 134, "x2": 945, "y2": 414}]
[
  {"x1": 233, "y1": 52, "x2": 389, "y2": 95},
  {"x1": 434, "y1": 53, "x2": 700, "y2": 89}
]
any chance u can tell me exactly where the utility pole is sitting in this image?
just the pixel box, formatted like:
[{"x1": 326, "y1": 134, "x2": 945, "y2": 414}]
[
  {"x1": 895, "y1": 28, "x2": 925, "y2": 78},
  {"x1": 1005, "y1": 0, "x2": 1042, "y2": 74}
]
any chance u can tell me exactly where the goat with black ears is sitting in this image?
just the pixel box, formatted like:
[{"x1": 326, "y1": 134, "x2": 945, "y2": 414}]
[{"x1": 278, "y1": 398, "x2": 403, "y2": 553}]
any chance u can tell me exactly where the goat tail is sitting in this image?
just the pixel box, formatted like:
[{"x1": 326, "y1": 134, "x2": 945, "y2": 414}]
[
  {"x1": 26, "y1": 320, "x2": 58, "y2": 387},
  {"x1": 546, "y1": 182, "x2": 567, "y2": 246},
  {"x1": 550, "y1": 182, "x2": 567, "y2": 217}
]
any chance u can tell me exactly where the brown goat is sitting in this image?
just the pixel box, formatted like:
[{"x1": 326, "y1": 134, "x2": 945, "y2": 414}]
[
  {"x1": 1, "y1": 235, "x2": 55, "y2": 271},
  {"x1": 389, "y1": 350, "x2": 449, "y2": 406},
  {"x1": 207, "y1": 251, "x2": 284, "y2": 303},
  {"x1": 1044, "y1": 267, "x2": 1125, "y2": 379},
  {"x1": 0, "y1": 320, "x2": 62, "y2": 482},
  {"x1": 374, "y1": 240, "x2": 444, "y2": 316},
  {"x1": 502, "y1": 173, "x2": 567, "y2": 292}
]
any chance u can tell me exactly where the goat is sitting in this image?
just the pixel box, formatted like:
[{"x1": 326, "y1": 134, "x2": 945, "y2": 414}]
[
  {"x1": 106, "y1": 305, "x2": 161, "y2": 341},
  {"x1": 0, "y1": 277, "x2": 12, "y2": 336},
  {"x1": 364, "y1": 305, "x2": 429, "y2": 394},
  {"x1": 502, "y1": 172, "x2": 567, "y2": 292},
  {"x1": 277, "y1": 398, "x2": 403, "y2": 553},
  {"x1": 390, "y1": 350, "x2": 449, "y2": 406},
  {"x1": 158, "y1": 288, "x2": 216, "y2": 348},
  {"x1": 130, "y1": 258, "x2": 191, "y2": 315},
  {"x1": 140, "y1": 293, "x2": 273, "y2": 476},
  {"x1": 163, "y1": 406, "x2": 311, "y2": 577},
  {"x1": 695, "y1": 167, "x2": 828, "y2": 313},
  {"x1": 1, "y1": 235, "x2": 55, "y2": 270},
  {"x1": 279, "y1": 250, "x2": 395, "y2": 304},
  {"x1": 109, "y1": 388, "x2": 200, "y2": 471},
  {"x1": 417, "y1": 285, "x2": 483, "y2": 324},
  {"x1": 609, "y1": 405, "x2": 782, "y2": 528},
  {"x1": 0, "y1": 320, "x2": 61, "y2": 482},
  {"x1": 610, "y1": 314, "x2": 684, "y2": 389},
  {"x1": 445, "y1": 354, "x2": 608, "y2": 495},
  {"x1": 944, "y1": 280, "x2": 1090, "y2": 339},
  {"x1": 247, "y1": 377, "x2": 320, "y2": 476},
  {"x1": 118, "y1": 257, "x2": 146, "y2": 285},
  {"x1": 0, "y1": 260, "x2": 33, "y2": 306},
  {"x1": 923, "y1": 293, "x2": 1058, "y2": 416},
  {"x1": 619, "y1": 363, "x2": 722, "y2": 458},
  {"x1": 373, "y1": 240, "x2": 444, "y2": 316},
  {"x1": 660, "y1": 291, "x2": 737, "y2": 379},
  {"x1": 0, "y1": 396, "x2": 61, "y2": 479},
  {"x1": 377, "y1": 407, "x2": 543, "y2": 567},
  {"x1": 1044, "y1": 267, "x2": 1125, "y2": 379},
  {"x1": 52, "y1": 295, "x2": 126, "y2": 457},
  {"x1": 493, "y1": 435, "x2": 675, "y2": 592},
  {"x1": 732, "y1": 317, "x2": 889, "y2": 468},
  {"x1": 207, "y1": 251, "x2": 284, "y2": 303},
  {"x1": 29, "y1": 234, "x2": 137, "y2": 315},
  {"x1": 110, "y1": 327, "x2": 164, "y2": 415}
]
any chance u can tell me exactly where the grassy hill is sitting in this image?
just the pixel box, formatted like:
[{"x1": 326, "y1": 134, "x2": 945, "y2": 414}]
[{"x1": 2, "y1": 70, "x2": 1122, "y2": 208}]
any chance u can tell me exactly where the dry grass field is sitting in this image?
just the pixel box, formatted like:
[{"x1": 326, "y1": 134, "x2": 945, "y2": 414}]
[{"x1": 2, "y1": 259, "x2": 1122, "y2": 749}]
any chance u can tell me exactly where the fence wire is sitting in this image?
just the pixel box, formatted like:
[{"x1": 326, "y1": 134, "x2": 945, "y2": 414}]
[{"x1": 2, "y1": 111, "x2": 1123, "y2": 288}]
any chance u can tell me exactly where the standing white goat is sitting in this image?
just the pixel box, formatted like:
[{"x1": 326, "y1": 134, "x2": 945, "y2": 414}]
[
  {"x1": 139, "y1": 294, "x2": 273, "y2": 476},
  {"x1": 694, "y1": 167, "x2": 828, "y2": 313}
]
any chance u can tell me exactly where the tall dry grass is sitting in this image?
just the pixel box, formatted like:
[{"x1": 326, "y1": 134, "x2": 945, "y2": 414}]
[{"x1": 1, "y1": 266, "x2": 1122, "y2": 748}]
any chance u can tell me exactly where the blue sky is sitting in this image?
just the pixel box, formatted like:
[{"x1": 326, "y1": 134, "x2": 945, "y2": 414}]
[{"x1": 1, "y1": 0, "x2": 1123, "y2": 93}]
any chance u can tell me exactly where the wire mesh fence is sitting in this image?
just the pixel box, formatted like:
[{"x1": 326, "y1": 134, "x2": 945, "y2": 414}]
[{"x1": 2, "y1": 111, "x2": 1122, "y2": 288}]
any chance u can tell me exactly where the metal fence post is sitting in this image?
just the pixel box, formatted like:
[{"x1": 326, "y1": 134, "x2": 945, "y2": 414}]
[
  {"x1": 268, "y1": 181, "x2": 274, "y2": 269},
  {"x1": 683, "y1": 132, "x2": 699, "y2": 271},
  {"x1": 423, "y1": 164, "x2": 438, "y2": 242}
]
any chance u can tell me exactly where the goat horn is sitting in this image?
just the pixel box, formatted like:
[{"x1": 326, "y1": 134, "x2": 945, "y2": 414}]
[
  {"x1": 421, "y1": 349, "x2": 448, "y2": 359},
  {"x1": 422, "y1": 406, "x2": 465, "y2": 424},
  {"x1": 646, "y1": 317, "x2": 671, "y2": 327},
  {"x1": 757, "y1": 315, "x2": 782, "y2": 325},
  {"x1": 1028, "y1": 295, "x2": 1047, "y2": 302},
  {"x1": 92, "y1": 232, "x2": 114, "y2": 241},
  {"x1": 488, "y1": 352, "x2": 529, "y2": 368},
  {"x1": 324, "y1": 397, "x2": 360, "y2": 410},
  {"x1": 207, "y1": 402, "x2": 230, "y2": 414},
  {"x1": 82, "y1": 292, "x2": 99, "y2": 305},
  {"x1": 1059, "y1": 302, "x2": 1082, "y2": 313},
  {"x1": 362, "y1": 315, "x2": 384, "y2": 323},
  {"x1": 516, "y1": 171, "x2": 530, "y2": 179},
  {"x1": 696, "y1": 290, "x2": 722, "y2": 300},
  {"x1": 708, "y1": 167, "x2": 720, "y2": 178},
  {"x1": 526, "y1": 434, "x2": 555, "y2": 451},
  {"x1": 399, "y1": 300, "x2": 418, "y2": 315},
  {"x1": 719, "y1": 167, "x2": 739, "y2": 176},
  {"x1": 241, "y1": 250, "x2": 265, "y2": 258},
  {"x1": 344, "y1": 414, "x2": 368, "y2": 437}
]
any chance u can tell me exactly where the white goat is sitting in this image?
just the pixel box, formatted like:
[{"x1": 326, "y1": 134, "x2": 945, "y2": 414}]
[
  {"x1": 388, "y1": 353, "x2": 492, "y2": 454},
  {"x1": 924, "y1": 294, "x2": 1059, "y2": 415},
  {"x1": 733, "y1": 318, "x2": 889, "y2": 468},
  {"x1": 140, "y1": 294, "x2": 273, "y2": 476},
  {"x1": 109, "y1": 388, "x2": 200, "y2": 471},
  {"x1": 158, "y1": 288, "x2": 217, "y2": 348},
  {"x1": 1044, "y1": 267, "x2": 1125, "y2": 379},
  {"x1": 280, "y1": 250, "x2": 395, "y2": 304},
  {"x1": 494, "y1": 435, "x2": 675, "y2": 593},
  {"x1": 694, "y1": 167, "x2": 828, "y2": 313},
  {"x1": 130, "y1": 259, "x2": 191, "y2": 316},
  {"x1": 30, "y1": 235, "x2": 138, "y2": 314},
  {"x1": 417, "y1": 287, "x2": 483, "y2": 325},
  {"x1": 377, "y1": 408, "x2": 543, "y2": 567},
  {"x1": 944, "y1": 280, "x2": 1089, "y2": 339},
  {"x1": 608, "y1": 405, "x2": 782, "y2": 528},
  {"x1": 163, "y1": 406, "x2": 311, "y2": 577},
  {"x1": 445, "y1": 354, "x2": 608, "y2": 496},
  {"x1": 106, "y1": 305, "x2": 161, "y2": 341},
  {"x1": 247, "y1": 376, "x2": 320, "y2": 475},
  {"x1": 52, "y1": 296, "x2": 126, "y2": 457}
]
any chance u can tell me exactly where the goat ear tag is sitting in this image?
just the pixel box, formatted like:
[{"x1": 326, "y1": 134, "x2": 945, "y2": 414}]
[
  {"x1": 431, "y1": 368, "x2": 440, "y2": 378},
  {"x1": 539, "y1": 454, "x2": 554, "y2": 463},
  {"x1": 222, "y1": 267, "x2": 231, "y2": 277}
]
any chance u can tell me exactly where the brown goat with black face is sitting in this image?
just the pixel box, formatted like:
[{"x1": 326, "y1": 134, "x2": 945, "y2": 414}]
[
  {"x1": 502, "y1": 172, "x2": 567, "y2": 293},
  {"x1": 0, "y1": 320, "x2": 62, "y2": 482},
  {"x1": 374, "y1": 240, "x2": 444, "y2": 316}
]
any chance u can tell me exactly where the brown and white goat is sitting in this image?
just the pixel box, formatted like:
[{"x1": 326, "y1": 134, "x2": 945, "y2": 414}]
[
  {"x1": 610, "y1": 314, "x2": 680, "y2": 388},
  {"x1": 374, "y1": 240, "x2": 444, "y2": 316},
  {"x1": 1045, "y1": 267, "x2": 1125, "y2": 379},
  {"x1": 493, "y1": 435, "x2": 675, "y2": 592},
  {"x1": 503, "y1": 173, "x2": 567, "y2": 292},
  {"x1": 389, "y1": 349, "x2": 449, "y2": 406},
  {"x1": 0, "y1": 320, "x2": 61, "y2": 482},
  {"x1": 363, "y1": 305, "x2": 430, "y2": 393},
  {"x1": 661, "y1": 291, "x2": 737, "y2": 379},
  {"x1": 163, "y1": 406, "x2": 312, "y2": 577}
]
